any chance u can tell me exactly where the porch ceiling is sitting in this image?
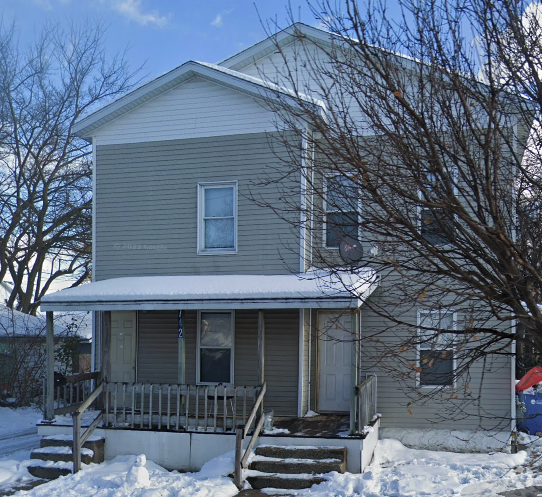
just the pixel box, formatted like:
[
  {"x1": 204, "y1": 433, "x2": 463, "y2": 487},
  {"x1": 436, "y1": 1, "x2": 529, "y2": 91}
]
[{"x1": 39, "y1": 270, "x2": 379, "y2": 311}]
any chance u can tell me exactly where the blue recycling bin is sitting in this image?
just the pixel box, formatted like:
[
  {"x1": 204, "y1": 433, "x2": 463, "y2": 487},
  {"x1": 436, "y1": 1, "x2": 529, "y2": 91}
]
[{"x1": 517, "y1": 391, "x2": 542, "y2": 435}]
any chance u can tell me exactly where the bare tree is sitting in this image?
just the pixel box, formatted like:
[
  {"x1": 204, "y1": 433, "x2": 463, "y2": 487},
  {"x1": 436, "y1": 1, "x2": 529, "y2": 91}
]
[
  {"x1": 0, "y1": 20, "x2": 138, "y2": 314},
  {"x1": 252, "y1": 0, "x2": 542, "y2": 423}
]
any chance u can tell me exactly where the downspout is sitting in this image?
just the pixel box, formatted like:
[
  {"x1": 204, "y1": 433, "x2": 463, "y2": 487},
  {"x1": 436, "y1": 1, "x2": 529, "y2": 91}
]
[
  {"x1": 91, "y1": 136, "x2": 98, "y2": 373},
  {"x1": 511, "y1": 119, "x2": 518, "y2": 433},
  {"x1": 308, "y1": 309, "x2": 312, "y2": 411},
  {"x1": 300, "y1": 130, "x2": 309, "y2": 273}
]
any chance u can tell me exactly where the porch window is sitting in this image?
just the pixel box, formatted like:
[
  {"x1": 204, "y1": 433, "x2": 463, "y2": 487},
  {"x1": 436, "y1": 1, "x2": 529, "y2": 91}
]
[
  {"x1": 324, "y1": 174, "x2": 360, "y2": 248},
  {"x1": 418, "y1": 310, "x2": 455, "y2": 387},
  {"x1": 197, "y1": 311, "x2": 234, "y2": 384},
  {"x1": 198, "y1": 182, "x2": 237, "y2": 254},
  {"x1": 418, "y1": 172, "x2": 454, "y2": 245}
]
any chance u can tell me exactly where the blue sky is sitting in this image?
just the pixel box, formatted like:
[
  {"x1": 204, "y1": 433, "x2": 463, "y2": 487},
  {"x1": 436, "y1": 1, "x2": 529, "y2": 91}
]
[{"x1": 2, "y1": 0, "x2": 320, "y2": 83}]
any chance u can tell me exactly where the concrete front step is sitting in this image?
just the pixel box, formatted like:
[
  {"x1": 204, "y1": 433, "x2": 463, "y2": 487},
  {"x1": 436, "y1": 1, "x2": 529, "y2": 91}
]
[
  {"x1": 246, "y1": 445, "x2": 347, "y2": 490},
  {"x1": 27, "y1": 462, "x2": 72, "y2": 480},
  {"x1": 255, "y1": 445, "x2": 347, "y2": 462},
  {"x1": 250, "y1": 457, "x2": 345, "y2": 474},
  {"x1": 246, "y1": 474, "x2": 327, "y2": 490},
  {"x1": 31, "y1": 446, "x2": 95, "y2": 465},
  {"x1": 27, "y1": 435, "x2": 106, "y2": 480},
  {"x1": 40, "y1": 435, "x2": 105, "y2": 463}
]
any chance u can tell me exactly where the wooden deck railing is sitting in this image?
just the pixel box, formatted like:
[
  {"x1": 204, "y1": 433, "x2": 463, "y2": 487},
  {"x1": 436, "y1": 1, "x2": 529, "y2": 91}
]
[
  {"x1": 103, "y1": 382, "x2": 264, "y2": 433},
  {"x1": 72, "y1": 383, "x2": 104, "y2": 472},
  {"x1": 43, "y1": 371, "x2": 100, "y2": 417},
  {"x1": 354, "y1": 374, "x2": 377, "y2": 434},
  {"x1": 43, "y1": 371, "x2": 103, "y2": 473},
  {"x1": 234, "y1": 382, "x2": 266, "y2": 489}
]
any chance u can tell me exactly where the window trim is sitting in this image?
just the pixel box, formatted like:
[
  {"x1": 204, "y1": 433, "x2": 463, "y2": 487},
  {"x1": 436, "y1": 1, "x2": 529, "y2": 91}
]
[
  {"x1": 323, "y1": 173, "x2": 361, "y2": 249},
  {"x1": 197, "y1": 181, "x2": 238, "y2": 255},
  {"x1": 196, "y1": 310, "x2": 235, "y2": 385},
  {"x1": 417, "y1": 309, "x2": 457, "y2": 388}
]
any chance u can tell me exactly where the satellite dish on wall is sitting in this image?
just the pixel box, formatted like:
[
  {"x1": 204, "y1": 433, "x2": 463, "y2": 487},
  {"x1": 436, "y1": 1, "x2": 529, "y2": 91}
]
[{"x1": 339, "y1": 237, "x2": 364, "y2": 264}]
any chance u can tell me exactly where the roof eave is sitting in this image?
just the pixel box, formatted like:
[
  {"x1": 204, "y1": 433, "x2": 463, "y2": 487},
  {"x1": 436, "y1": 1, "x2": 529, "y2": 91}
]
[{"x1": 41, "y1": 296, "x2": 359, "y2": 312}]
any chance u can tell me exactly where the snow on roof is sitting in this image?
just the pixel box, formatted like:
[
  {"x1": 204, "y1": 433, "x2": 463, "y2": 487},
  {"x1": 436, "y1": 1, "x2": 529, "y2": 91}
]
[
  {"x1": 0, "y1": 306, "x2": 45, "y2": 337},
  {"x1": 40, "y1": 270, "x2": 379, "y2": 312},
  {"x1": 0, "y1": 307, "x2": 92, "y2": 338}
]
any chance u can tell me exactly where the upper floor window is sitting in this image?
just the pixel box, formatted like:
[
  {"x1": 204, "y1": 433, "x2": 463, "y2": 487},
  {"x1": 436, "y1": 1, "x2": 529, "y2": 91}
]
[
  {"x1": 419, "y1": 172, "x2": 454, "y2": 245},
  {"x1": 324, "y1": 174, "x2": 360, "y2": 248},
  {"x1": 418, "y1": 309, "x2": 455, "y2": 387},
  {"x1": 198, "y1": 181, "x2": 237, "y2": 254}
]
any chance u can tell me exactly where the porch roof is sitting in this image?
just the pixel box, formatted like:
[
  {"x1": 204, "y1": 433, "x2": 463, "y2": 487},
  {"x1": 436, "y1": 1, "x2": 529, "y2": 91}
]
[{"x1": 39, "y1": 270, "x2": 379, "y2": 311}]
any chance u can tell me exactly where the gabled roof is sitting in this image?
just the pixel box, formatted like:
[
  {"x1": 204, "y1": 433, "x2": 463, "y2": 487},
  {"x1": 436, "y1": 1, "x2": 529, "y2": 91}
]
[
  {"x1": 219, "y1": 23, "x2": 335, "y2": 72},
  {"x1": 73, "y1": 60, "x2": 325, "y2": 141}
]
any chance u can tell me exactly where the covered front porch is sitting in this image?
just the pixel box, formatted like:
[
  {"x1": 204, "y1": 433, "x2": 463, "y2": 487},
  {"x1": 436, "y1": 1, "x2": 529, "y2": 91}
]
[{"x1": 38, "y1": 271, "x2": 380, "y2": 479}]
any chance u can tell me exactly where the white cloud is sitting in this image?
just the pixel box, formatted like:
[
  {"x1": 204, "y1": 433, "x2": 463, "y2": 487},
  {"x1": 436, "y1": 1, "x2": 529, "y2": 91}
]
[
  {"x1": 107, "y1": 0, "x2": 170, "y2": 27},
  {"x1": 211, "y1": 14, "x2": 223, "y2": 28}
]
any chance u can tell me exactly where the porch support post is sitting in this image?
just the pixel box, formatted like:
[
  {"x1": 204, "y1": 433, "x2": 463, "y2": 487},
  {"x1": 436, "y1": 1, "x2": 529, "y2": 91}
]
[
  {"x1": 101, "y1": 311, "x2": 111, "y2": 382},
  {"x1": 350, "y1": 309, "x2": 360, "y2": 435},
  {"x1": 258, "y1": 310, "x2": 265, "y2": 385},
  {"x1": 45, "y1": 311, "x2": 55, "y2": 422},
  {"x1": 178, "y1": 310, "x2": 185, "y2": 384}
]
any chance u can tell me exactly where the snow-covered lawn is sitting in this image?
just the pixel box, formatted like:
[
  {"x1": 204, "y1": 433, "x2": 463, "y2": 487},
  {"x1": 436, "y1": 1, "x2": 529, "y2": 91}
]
[{"x1": 2, "y1": 406, "x2": 542, "y2": 497}]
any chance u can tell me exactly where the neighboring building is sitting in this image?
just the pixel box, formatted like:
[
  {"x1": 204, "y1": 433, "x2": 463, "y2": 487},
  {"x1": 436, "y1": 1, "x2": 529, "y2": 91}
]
[
  {"x1": 0, "y1": 307, "x2": 90, "y2": 404},
  {"x1": 37, "y1": 23, "x2": 529, "y2": 477}
]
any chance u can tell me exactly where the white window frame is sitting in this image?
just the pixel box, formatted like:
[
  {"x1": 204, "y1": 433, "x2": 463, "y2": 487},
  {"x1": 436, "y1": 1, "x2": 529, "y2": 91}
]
[
  {"x1": 323, "y1": 173, "x2": 361, "y2": 249},
  {"x1": 196, "y1": 310, "x2": 235, "y2": 385},
  {"x1": 417, "y1": 170, "x2": 456, "y2": 246},
  {"x1": 197, "y1": 181, "x2": 238, "y2": 255},
  {"x1": 417, "y1": 309, "x2": 457, "y2": 388}
]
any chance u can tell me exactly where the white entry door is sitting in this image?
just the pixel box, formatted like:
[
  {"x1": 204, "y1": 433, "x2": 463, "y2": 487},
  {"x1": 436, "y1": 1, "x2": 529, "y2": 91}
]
[
  {"x1": 110, "y1": 311, "x2": 137, "y2": 382},
  {"x1": 318, "y1": 312, "x2": 353, "y2": 413}
]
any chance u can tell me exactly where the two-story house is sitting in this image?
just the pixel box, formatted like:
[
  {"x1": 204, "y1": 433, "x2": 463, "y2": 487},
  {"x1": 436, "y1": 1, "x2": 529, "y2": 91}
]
[{"x1": 36, "y1": 22, "x2": 527, "y2": 484}]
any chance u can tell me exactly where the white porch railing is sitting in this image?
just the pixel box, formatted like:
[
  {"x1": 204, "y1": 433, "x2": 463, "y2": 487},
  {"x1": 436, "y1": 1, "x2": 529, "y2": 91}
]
[{"x1": 103, "y1": 382, "x2": 264, "y2": 433}]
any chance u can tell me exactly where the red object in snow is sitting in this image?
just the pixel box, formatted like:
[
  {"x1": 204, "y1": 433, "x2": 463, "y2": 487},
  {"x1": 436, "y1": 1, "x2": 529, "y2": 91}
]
[{"x1": 516, "y1": 366, "x2": 542, "y2": 391}]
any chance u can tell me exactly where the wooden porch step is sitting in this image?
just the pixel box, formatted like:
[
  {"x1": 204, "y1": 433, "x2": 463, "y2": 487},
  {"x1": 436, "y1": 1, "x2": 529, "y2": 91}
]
[
  {"x1": 30, "y1": 446, "x2": 95, "y2": 465},
  {"x1": 246, "y1": 473, "x2": 327, "y2": 490},
  {"x1": 40, "y1": 435, "x2": 105, "y2": 463},
  {"x1": 255, "y1": 444, "x2": 347, "y2": 461},
  {"x1": 250, "y1": 457, "x2": 345, "y2": 474},
  {"x1": 27, "y1": 460, "x2": 72, "y2": 480},
  {"x1": 27, "y1": 435, "x2": 105, "y2": 480},
  {"x1": 246, "y1": 445, "x2": 347, "y2": 491}
]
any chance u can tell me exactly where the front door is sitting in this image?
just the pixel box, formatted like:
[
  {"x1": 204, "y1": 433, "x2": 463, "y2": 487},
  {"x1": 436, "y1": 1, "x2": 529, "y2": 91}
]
[
  {"x1": 110, "y1": 311, "x2": 137, "y2": 382},
  {"x1": 318, "y1": 312, "x2": 353, "y2": 413}
]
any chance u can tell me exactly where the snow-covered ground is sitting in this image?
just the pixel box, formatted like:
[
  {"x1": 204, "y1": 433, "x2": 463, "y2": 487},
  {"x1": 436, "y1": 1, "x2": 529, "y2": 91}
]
[
  {"x1": 0, "y1": 406, "x2": 42, "y2": 493},
  {"x1": 3, "y1": 406, "x2": 542, "y2": 496}
]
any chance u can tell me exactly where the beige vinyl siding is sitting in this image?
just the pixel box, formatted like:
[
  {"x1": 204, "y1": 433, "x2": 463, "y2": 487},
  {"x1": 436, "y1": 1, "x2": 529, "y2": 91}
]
[
  {"x1": 183, "y1": 311, "x2": 197, "y2": 385},
  {"x1": 234, "y1": 311, "x2": 259, "y2": 386},
  {"x1": 264, "y1": 309, "x2": 299, "y2": 416},
  {"x1": 359, "y1": 284, "x2": 512, "y2": 430},
  {"x1": 95, "y1": 132, "x2": 300, "y2": 280},
  {"x1": 137, "y1": 311, "x2": 179, "y2": 383},
  {"x1": 134, "y1": 309, "x2": 298, "y2": 416},
  {"x1": 93, "y1": 77, "x2": 278, "y2": 145},
  {"x1": 235, "y1": 40, "x2": 369, "y2": 127}
]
